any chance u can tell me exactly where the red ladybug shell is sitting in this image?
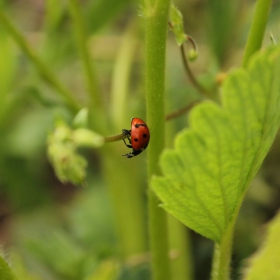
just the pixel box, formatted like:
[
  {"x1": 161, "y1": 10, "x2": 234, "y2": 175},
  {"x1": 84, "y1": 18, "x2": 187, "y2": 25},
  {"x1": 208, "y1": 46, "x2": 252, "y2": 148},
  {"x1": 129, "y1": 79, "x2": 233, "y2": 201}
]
[{"x1": 130, "y1": 118, "x2": 150, "y2": 151}]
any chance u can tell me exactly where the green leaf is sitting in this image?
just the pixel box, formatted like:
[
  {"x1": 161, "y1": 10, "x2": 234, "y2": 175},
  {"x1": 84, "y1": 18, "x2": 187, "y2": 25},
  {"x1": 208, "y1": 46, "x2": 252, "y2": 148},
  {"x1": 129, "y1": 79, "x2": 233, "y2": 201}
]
[
  {"x1": 243, "y1": 211, "x2": 280, "y2": 280},
  {"x1": 73, "y1": 108, "x2": 89, "y2": 128},
  {"x1": 0, "y1": 255, "x2": 17, "y2": 280},
  {"x1": 152, "y1": 46, "x2": 280, "y2": 242},
  {"x1": 85, "y1": 260, "x2": 119, "y2": 280},
  {"x1": 26, "y1": 228, "x2": 86, "y2": 279},
  {"x1": 0, "y1": 29, "x2": 16, "y2": 96},
  {"x1": 0, "y1": 28, "x2": 17, "y2": 123},
  {"x1": 12, "y1": 254, "x2": 40, "y2": 280}
]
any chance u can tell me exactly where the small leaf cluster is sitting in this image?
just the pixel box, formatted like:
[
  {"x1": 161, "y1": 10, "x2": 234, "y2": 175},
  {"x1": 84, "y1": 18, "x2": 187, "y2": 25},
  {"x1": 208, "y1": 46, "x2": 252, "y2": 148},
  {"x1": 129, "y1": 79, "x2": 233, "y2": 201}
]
[{"x1": 47, "y1": 116, "x2": 104, "y2": 184}]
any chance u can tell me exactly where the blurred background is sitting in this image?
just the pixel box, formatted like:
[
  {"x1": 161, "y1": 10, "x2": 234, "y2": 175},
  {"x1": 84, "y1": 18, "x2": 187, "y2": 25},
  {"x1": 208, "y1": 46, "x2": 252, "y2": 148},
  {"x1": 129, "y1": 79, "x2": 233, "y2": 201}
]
[{"x1": 0, "y1": 0, "x2": 280, "y2": 279}]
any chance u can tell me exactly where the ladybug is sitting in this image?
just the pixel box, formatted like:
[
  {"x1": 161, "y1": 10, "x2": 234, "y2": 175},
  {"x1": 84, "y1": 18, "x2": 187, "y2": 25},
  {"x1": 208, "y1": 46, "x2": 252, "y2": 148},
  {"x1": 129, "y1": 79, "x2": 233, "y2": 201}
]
[{"x1": 122, "y1": 118, "x2": 150, "y2": 158}]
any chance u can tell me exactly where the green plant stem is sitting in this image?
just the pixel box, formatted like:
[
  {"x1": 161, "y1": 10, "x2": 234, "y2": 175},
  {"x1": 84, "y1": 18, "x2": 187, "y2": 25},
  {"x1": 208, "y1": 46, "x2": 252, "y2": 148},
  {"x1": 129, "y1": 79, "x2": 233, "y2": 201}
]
[
  {"x1": 169, "y1": 216, "x2": 193, "y2": 280},
  {"x1": 104, "y1": 132, "x2": 126, "y2": 143},
  {"x1": 101, "y1": 20, "x2": 147, "y2": 258},
  {"x1": 144, "y1": 0, "x2": 171, "y2": 279},
  {"x1": 211, "y1": 223, "x2": 234, "y2": 280},
  {"x1": 242, "y1": 0, "x2": 272, "y2": 67},
  {"x1": 0, "y1": 11, "x2": 80, "y2": 112},
  {"x1": 102, "y1": 150, "x2": 147, "y2": 258},
  {"x1": 111, "y1": 21, "x2": 139, "y2": 128},
  {"x1": 68, "y1": 0, "x2": 101, "y2": 107},
  {"x1": 211, "y1": 178, "x2": 254, "y2": 280}
]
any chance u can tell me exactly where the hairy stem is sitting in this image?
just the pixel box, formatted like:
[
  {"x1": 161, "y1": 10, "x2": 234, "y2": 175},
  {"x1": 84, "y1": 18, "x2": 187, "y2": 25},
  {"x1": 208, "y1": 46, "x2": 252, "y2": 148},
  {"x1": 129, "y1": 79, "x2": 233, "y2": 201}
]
[
  {"x1": 144, "y1": 0, "x2": 171, "y2": 279},
  {"x1": 211, "y1": 224, "x2": 234, "y2": 280}
]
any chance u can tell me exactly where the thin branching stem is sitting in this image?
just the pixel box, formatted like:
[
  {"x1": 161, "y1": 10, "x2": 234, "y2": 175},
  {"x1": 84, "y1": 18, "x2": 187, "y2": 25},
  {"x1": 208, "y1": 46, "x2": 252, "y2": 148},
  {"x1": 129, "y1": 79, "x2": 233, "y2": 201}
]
[
  {"x1": 186, "y1": 35, "x2": 197, "y2": 52},
  {"x1": 104, "y1": 133, "x2": 126, "y2": 143},
  {"x1": 165, "y1": 100, "x2": 201, "y2": 121},
  {"x1": 180, "y1": 44, "x2": 210, "y2": 98},
  {"x1": 0, "y1": 11, "x2": 80, "y2": 112}
]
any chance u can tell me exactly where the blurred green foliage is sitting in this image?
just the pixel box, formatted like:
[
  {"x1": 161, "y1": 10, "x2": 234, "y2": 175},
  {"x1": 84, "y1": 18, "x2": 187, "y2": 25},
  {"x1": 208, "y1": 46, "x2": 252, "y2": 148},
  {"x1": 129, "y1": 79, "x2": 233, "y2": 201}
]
[{"x1": 0, "y1": 0, "x2": 280, "y2": 280}]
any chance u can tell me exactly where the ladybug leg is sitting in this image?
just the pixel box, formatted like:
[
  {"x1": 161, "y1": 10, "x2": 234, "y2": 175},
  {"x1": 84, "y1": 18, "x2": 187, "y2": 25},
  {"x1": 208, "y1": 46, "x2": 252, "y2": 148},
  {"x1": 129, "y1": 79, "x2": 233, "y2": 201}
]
[
  {"x1": 122, "y1": 129, "x2": 131, "y2": 139},
  {"x1": 131, "y1": 149, "x2": 143, "y2": 157},
  {"x1": 122, "y1": 138, "x2": 132, "y2": 149},
  {"x1": 122, "y1": 128, "x2": 145, "y2": 158},
  {"x1": 122, "y1": 152, "x2": 134, "y2": 158},
  {"x1": 122, "y1": 129, "x2": 132, "y2": 148},
  {"x1": 122, "y1": 149, "x2": 143, "y2": 159}
]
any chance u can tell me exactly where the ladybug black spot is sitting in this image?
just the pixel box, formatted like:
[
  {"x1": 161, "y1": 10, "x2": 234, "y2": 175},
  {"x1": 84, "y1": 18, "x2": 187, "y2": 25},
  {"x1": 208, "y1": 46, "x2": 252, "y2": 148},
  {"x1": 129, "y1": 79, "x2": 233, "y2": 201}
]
[
  {"x1": 134, "y1": 138, "x2": 138, "y2": 142},
  {"x1": 142, "y1": 134, "x2": 147, "y2": 138}
]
